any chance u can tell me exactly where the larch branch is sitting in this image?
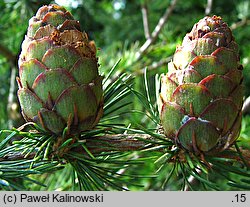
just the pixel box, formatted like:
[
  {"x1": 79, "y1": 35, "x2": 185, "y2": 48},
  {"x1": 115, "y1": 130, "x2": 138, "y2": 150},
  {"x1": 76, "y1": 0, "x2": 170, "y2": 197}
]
[
  {"x1": 141, "y1": 2, "x2": 151, "y2": 40},
  {"x1": 2, "y1": 131, "x2": 250, "y2": 160},
  {"x1": 0, "y1": 133, "x2": 153, "y2": 161},
  {"x1": 230, "y1": 18, "x2": 250, "y2": 30},
  {"x1": 0, "y1": 44, "x2": 19, "y2": 128},
  {"x1": 242, "y1": 96, "x2": 250, "y2": 115},
  {"x1": 136, "y1": 0, "x2": 178, "y2": 60},
  {"x1": 205, "y1": 0, "x2": 213, "y2": 15},
  {"x1": 83, "y1": 133, "x2": 152, "y2": 154},
  {"x1": 134, "y1": 56, "x2": 172, "y2": 75},
  {"x1": 7, "y1": 66, "x2": 18, "y2": 129}
]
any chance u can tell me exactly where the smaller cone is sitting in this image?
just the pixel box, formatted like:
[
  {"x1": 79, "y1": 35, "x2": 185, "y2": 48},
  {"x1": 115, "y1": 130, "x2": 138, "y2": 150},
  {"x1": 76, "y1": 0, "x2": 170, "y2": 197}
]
[{"x1": 158, "y1": 16, "x2": 243, "y2": 153}]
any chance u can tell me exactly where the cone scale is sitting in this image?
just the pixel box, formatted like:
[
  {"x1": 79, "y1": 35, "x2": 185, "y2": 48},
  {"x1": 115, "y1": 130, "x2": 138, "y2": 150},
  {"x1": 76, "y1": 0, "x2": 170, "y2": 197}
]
[
  {"x1": 158, "y1": 16, "x2": 243, "y2": 153},
  {"x1": 17, "y1": 4, "x2": 103, "y2": 135}
]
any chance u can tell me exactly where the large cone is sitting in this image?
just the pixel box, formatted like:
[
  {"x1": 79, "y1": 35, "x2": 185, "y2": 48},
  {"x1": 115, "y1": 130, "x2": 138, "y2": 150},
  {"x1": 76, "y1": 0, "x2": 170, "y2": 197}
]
[
  {"x1": 158, "y1": 16, "x2": 243, "y2": 153},
  {"x1": 17, "y1": 4, "x2": 103, "y2": 135}
]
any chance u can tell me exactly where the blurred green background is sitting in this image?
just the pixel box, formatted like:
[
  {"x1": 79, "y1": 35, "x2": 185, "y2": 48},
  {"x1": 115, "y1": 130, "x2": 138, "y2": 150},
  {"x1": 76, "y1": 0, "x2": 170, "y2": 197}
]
[
  {"x1": 0, "y1": 0, "x2": 250, "y2": 190},
  {"x1": 1, "y1": 0, "x2": 250, "y2": 130}
]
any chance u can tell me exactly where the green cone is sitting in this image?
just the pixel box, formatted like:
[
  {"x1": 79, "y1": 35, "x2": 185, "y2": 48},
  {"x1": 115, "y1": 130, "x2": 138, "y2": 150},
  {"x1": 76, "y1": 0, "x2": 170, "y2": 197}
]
[
  {"x1": 17, "y1": 4, "x2": 103, "y2": 135},
  {"x1": 158, "y1": 16, "x2": 243, "y2": 153}
]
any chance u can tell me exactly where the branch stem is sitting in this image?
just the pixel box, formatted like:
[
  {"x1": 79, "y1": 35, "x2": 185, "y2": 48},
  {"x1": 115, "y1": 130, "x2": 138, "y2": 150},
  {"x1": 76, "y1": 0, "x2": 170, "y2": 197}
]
[
  {"x1": 141, "y1": 2, "x2": 151, "y2": 40},
  {"x1": 82, "y1": 133, "x2": 152, "y2": 154},
  {"x1": 205, "y1": 0, "x2": 213, "y2": 15},
  {"x1": 0, "y1": 133, "x2": 152, "y2": 161},
  {"x1": 242, "y1": 96, "x2": 250, "y2": 114},
  {"x1": 7, "y1": 66, "x2": 18, "y2": 128},
  {"x1": 135, "y1": 56, "x2": 172, "y2": 75},
  {"x1": 136, "y1": 0, "x2": 178, "y2": 60},
  {"x1": 1, "y1": 133, "x2": 250, "y2": 165},
  {"x1": 230, "y1": 18, "x2": 250, "y2": 30}
]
